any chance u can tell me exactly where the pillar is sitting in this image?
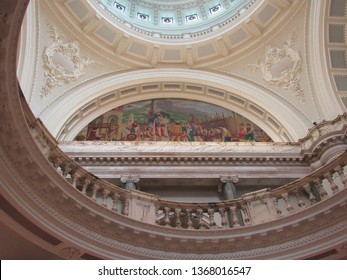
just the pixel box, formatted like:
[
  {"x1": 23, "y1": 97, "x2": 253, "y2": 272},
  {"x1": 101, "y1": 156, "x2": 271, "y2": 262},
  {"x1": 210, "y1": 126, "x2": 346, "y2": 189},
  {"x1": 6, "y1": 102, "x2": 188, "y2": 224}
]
[{"x1": 218, "y1": 175, "x2": 239, "y2": 200}]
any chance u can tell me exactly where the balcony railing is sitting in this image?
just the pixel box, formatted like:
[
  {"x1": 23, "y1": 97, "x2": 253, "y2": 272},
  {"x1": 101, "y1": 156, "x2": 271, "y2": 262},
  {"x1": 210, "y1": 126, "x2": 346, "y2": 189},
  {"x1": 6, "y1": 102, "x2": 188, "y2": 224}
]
[
  {"x1": 22, "y1": 92, "x2": 347, "y2": 230},
  {"x1": 48, "y1": 147, "x2": 347, "y2": 230}
]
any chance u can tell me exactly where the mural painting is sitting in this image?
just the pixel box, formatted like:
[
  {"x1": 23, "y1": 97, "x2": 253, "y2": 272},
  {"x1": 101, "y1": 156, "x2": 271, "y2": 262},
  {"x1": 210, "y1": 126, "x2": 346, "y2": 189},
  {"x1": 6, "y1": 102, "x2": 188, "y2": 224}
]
[{"x1": 74, "y1": 99, "x2": 272, "y2": 142}]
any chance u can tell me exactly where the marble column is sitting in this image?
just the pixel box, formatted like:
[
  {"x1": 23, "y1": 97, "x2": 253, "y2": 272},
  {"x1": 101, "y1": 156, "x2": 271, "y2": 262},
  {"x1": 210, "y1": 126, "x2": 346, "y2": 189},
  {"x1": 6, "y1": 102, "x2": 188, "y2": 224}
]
[
  {"x1": 120, "y1": 175, "x2": 140, "y2": 191},
  {"x1": 218, "y1": 175, "x2": 244, "y2": 226}
]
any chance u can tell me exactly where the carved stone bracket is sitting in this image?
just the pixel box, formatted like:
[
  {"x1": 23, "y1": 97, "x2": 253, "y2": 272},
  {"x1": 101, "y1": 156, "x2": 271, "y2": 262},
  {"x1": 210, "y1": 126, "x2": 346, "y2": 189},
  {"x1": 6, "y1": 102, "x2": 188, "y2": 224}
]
[{"x1": 248, "y1": 32, "x2": 304, "y2": 102}]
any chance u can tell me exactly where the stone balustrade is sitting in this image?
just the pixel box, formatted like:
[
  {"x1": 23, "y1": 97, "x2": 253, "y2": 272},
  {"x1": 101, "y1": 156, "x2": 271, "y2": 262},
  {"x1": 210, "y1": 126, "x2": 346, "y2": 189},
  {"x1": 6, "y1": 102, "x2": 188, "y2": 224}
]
[
  {"x1": 154, "y1": 154, "x2": 346, "y2": 229},
  {"x1": 47, "y1": 143, "x2": 347, "y2": 230}
]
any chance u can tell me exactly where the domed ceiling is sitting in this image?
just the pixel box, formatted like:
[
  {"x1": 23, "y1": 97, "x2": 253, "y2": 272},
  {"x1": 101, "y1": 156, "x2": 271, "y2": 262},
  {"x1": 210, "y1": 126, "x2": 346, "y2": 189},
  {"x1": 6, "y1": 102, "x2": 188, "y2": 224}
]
[
  {"x1": 91, "y1": 0, "x2": 258, "y2": 42},
  {"x1": 16, "y1": 0, "x2": 346, "y2": 144}
]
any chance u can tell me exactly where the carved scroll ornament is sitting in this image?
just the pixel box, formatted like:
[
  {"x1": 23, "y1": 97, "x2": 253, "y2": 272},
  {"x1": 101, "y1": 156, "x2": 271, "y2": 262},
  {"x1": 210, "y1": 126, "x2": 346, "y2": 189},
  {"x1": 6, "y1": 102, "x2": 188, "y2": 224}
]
[
  {"x1": 41, "y1": 24, "x2": 98, "y2": 98},
  {"x1": 248, "y1": 33, "x2": 304, "y2": 102}
]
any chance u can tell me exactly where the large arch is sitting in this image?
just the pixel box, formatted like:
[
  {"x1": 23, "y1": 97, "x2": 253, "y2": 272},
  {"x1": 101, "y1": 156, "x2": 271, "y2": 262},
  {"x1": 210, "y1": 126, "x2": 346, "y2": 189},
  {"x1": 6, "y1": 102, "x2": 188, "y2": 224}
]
[
  {"x1": 60, "y1": 91, "x2": 286, "y2": 142},
  {"x1": 39, "y1": 69, "x2": 311, "y2": 141}
]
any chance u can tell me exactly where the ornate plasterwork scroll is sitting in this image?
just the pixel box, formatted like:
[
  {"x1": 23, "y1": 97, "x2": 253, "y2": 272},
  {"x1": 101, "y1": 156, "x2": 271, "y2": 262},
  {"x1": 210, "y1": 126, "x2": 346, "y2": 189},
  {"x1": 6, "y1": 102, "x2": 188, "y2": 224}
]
[
  {"x1": 41, "y1": 24, "x2": 98, "y2": 98},
  {"x1": 248, "y1": 33, "x2": 304, "y2": 102}
]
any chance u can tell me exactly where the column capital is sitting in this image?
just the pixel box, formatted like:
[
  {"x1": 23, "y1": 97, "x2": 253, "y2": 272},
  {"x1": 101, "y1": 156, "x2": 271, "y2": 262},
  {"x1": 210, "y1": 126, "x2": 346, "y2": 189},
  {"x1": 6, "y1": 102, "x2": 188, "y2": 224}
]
[
  {"x1": 220, "y1": 175, "x2": 239, "y2": 184},
  {"x1": 120, "y1": 175, "x2": 140, "y2": 191},
  {"x1": 218, "y1": 175, "x2": 239, "y2": 199},
  {"x1": 120, "y1": 175, "x2": 140, "y2": 184}
]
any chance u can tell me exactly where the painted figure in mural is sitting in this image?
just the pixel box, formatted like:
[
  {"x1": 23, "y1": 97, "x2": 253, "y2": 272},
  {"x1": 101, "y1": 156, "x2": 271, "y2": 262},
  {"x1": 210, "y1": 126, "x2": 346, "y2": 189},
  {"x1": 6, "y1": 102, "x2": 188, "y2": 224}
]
[
  {"x1": 161, "y1": 123, "x2": 169, "y2": 140},
  {"x1": 153, "y1": 112, "x2": 170, "y2": 140},
  {"x1": 238, "y1": 123, "x2": 247, "y2": 141},
  {"x1": 136, "y1": 126, "x2": 142, "y2": 140},
  {"x1": 121, "y1": 127, "x2": 131, "y2": 140},
  {"x1": 170, "y1": 121, "x2": 183, "y2": 141},
  {"x1": 189, "y1": 116, "x2": 203, "y2": 141},
  {"x1": 220, "y1": 126, "x2": 232, "y2": 142},
  {"x1": 87, "y1": 127, "x2": 99, "y2": 140},
  {"x1": 180, "y1": 122, "x2": 189, "y2": 141},
  {"x1": 144, "y1": 127, "x2": 154, "y2": 140},
  {"x1": 246, "y1": 123, "x2": 255, "y2": 141},
  {"x1": 108, "y1": 124, "x2": 118, "y2": 141},
  {"x1": 130, "y1": 121, "x2": 138, "y2": 134}
]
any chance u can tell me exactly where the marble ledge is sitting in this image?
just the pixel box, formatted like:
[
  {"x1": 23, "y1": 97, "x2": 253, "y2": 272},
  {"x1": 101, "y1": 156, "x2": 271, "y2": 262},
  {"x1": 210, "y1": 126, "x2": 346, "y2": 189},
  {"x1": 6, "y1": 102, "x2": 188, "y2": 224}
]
[{"x1": 59, "y1": 141, "x2": 303, "y2": 155}]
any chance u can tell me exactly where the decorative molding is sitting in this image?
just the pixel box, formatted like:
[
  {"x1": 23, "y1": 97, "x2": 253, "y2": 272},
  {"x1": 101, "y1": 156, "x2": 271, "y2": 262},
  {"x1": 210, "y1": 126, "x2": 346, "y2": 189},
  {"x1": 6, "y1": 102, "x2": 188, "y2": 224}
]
[
  {"x1": 41, "y1": 24, "x2": 98, "y2": 98},
  {"x1": 60, "y1": 246, "x2": 82, "y2": 259},
  {"x1": 248, "y1": 32, "x2": 304, "y2": 102}
]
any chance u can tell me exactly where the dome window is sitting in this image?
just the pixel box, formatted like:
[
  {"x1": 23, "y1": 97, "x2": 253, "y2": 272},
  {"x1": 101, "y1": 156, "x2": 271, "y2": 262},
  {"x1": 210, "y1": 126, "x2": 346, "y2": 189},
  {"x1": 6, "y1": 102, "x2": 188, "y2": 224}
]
[
  {"x1": 185, "y1": 14, "x2": 198, "y2": 22},
  {"x1": 162, "y1": 17, "x2": 174, "y2": 24},
  {"x1": 209, "y1": 4, "x2": 222, "y2": 15},
  {"x1": 114, "y1": 2, "x2": 125, "y2": 12},
  {"x1": 137, "y1": 12, "x2": 150, "y2": 21}
]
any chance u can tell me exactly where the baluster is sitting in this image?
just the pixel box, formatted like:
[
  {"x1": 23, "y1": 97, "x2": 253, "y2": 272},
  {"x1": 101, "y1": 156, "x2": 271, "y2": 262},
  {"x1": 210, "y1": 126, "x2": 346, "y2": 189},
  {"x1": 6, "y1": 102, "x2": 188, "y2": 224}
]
[
  {"x1": 273, "y1": 196, "x2": 282, "y2": 216},
  {"x1": 111, "y1": 193, "x2": 120, "y2": 212},
  {"x1": 164, "y1": 207, "x2": 171, "y2": 227},
  {"x1": 196, "y1": 208, "x2": 204, "y2": 229},
  {"x1": 281, "y1": 192, "x2": 294, "y2": 212},
  {"x1": 91, "y1": 184, "x2": 100, "y2": 201},
  {"x1": 324, "y1": 172, "x2": 338, "y2": 194},
  {"x1": 303, "y1": 183, "x2": 317, "y2": 204},
  {"x1": 81, "y1": 179, "x2": 90, "y2": 196},
  {"x1": 186, "y1": 209, "x2": 194, "y2": 229},
  {"x1": 62, "y1": 164, "x2": 71, "y2": 178},
  {"x1": 52, "y1": 157, "x2": 62, "y2": 169},
  {"x1": 335, "y1": 165, "x2": 347, "y2": 189},
  {"x1": 314, "y1": 178, "x2": 328, "y2": 200},
  {"x1": 208, "y1": 208, "x2": 216, "y2": 229},
  {"x1": 175, "y1": 208, "x2": 182, "y2": 228},
  {"x1": 53, "y1": 158, "x2": 64, "y2": 176},
  {"x1": 219, "y1": 207, "x2": 228, "y2": 229},
  {"x1": 293, "y1": 190, "x2": 305, "y2": 208},
  {"x1": 241, "y1": 204, "x2": 251, "y2": 225},
  {"x1": 155, "y1": 206, "x2": 160, "y2": 225},
  {"x1": 123, "y1": 198, "x2": 130, "y2": 216},
  {"x1": 101, "y1": 189, "x2": 110, "y2": 207},
  {"x1": 230, "y1": 206, "x2": 240, "y2": 227},
  {"x1": 71, "y1": 173, "x2": 79, "y2": 188}
]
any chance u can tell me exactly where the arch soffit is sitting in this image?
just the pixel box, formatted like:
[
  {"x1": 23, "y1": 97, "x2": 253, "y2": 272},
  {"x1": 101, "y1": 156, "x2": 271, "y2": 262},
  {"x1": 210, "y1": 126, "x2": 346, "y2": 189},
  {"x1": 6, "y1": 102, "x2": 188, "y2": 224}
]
[
  {"x1": 307, "y1": 0, "x2": 346, "y2": 119},
  {"x1": 39, "y1": 69, "x2": 311, "y2": 141}
]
